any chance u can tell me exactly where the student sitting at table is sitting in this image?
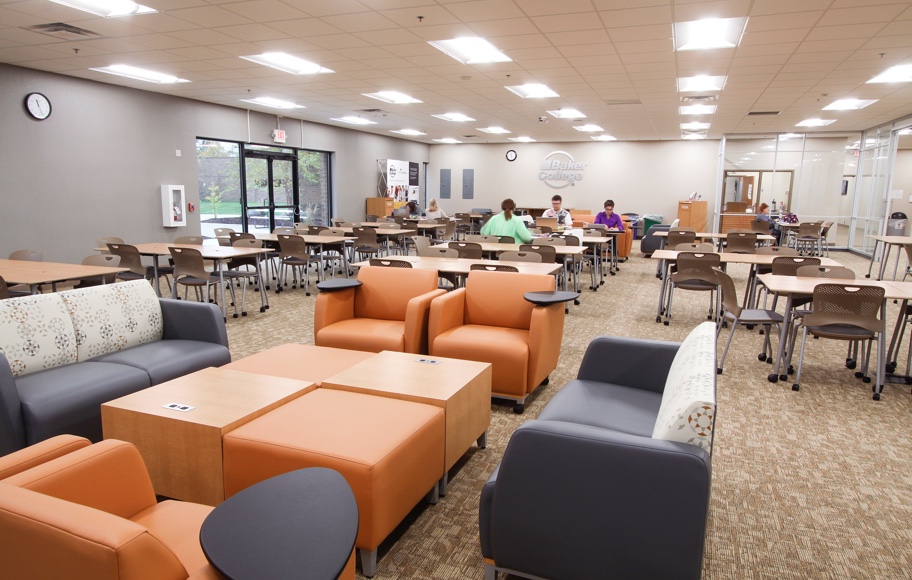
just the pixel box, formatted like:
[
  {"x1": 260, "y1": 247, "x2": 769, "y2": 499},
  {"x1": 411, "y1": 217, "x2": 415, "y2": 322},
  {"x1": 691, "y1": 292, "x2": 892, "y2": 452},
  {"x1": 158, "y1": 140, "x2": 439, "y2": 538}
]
[
  {"x1": 481, "y1": 198, "x2": 533, "y2": 244},
  {"x1": 425, "y1": 198, "x2": 448, "y2": 220},
  {"x1": 393, "y1": 201, "x2": 418, "y2": 218},
  {"x1": 755, "y1": 203, "x2": 781, "y2": 244},
  {"x1": 594, "y1": 199, "x2": 625, "y2": 231},
  {"x1": 541, "y1": 194, "x2": 573, "y2": 228}
]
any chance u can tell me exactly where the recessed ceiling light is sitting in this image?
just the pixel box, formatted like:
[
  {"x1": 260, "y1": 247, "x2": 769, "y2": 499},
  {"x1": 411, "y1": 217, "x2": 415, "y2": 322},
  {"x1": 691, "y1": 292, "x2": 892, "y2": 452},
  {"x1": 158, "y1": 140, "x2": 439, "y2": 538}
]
[
  {"x1": 591, "y1": 135, "x2": 617, "y2": 142},
  {"x1": 509, "y1": 136, "x2": 536, "y2": 143},
  {"x1": 50, "y1": 0, "x2": 156, "y2": 17},
  {"x1": 428, "y1": 37, "x2": 512, "y2": 64},
  {"x1": 823, "y1": 98, "x2": 878, "y2": 110},
  {"x1": 796, "y1": 118, "x2": 836, "y2": 127},
  {"x1": 779, "y1": 133, "x2": 803, "y2": 140},
  {"x1": 679, "y1": 105, "x2": 717, "y2": 115},
  {"x1": 505, "y1": 84, "x2": 559, "y2": 99},
  {"x1": 240, "y1": 97, "x2": 303, "y2": 110},
  {"x1": 898, "y1": 128, "x2": 912, "y2": 136},
  {"x1": 432, "y1": 113, "x2": 475, "y2": 122},
  {"x1": 434, "y1": 138, "x2": 463, "y2": 144},
  {"x1": 363, "y1": 91, "x2": 422, "y2": 104},
  {"x1": 90, "y1": 64, "x2": 189, "y2": 84},
  {"x1": 674, "y1": 18, "x2": 747, "y2": 51},
  {"x1": 677, "y1": 76, "x2": 727, "y2": 92},
  {"x1": 867, "y1": 64, "x2": 912, "y2": 83},
  {"x1": 682, "y1": 133, "x2": 706, "y2": 140},
  {"x1": 681, "y1": 122, "x2": 710, "y2": 131},
  {"x1": 240, "y1": 53, "x2": 333, "y2": 75},
  {"x1": 391, "y1": 129, "x2": 426, "y2": 136},
  {"x1": 331, "y1": 116, "x2": 377, "y2": 125},
  {"x1": 573, "y1": 124, "x2": 604, "y2": 132},
  {"x1": 477, "y1": 126, "x2": 510, "y2": 134},
  {"x1": 547, "y1": 108, "x2": 586, "y2": 119}
]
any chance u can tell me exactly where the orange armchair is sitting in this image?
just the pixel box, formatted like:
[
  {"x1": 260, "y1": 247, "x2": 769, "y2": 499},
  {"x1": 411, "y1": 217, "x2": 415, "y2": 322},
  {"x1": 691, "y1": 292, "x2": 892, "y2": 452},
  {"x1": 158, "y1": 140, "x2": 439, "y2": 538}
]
[
  {"x1": 314, "y1": 266, "x2": 446, "y2": 354},
  {"x1": 0, "y1": 437, "x2": 217, "y2": 579},
  {"x1": 428, "y1": 270, "x2": 565, "y2": 413}
]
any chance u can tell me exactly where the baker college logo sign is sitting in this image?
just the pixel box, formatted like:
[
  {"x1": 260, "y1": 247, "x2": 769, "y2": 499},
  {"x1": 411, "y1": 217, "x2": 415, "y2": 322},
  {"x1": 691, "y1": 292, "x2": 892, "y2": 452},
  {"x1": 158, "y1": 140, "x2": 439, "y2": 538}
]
[{"x1": 539, "y1": 151, "x2": 586, "y2": 189}]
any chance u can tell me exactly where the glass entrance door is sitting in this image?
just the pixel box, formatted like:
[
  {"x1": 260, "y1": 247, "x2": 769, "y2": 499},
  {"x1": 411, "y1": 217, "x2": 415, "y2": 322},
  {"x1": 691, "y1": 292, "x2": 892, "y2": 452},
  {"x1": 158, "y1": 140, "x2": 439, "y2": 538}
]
[{"x1": 243, "y1": 149, "x2": 298, "y2": 232}]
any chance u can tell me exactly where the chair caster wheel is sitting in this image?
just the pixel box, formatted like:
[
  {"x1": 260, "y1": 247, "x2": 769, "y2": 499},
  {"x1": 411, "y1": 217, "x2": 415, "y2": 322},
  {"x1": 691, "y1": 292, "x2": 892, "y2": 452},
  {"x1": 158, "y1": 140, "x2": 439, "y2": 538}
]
[
  {"x1": 886, "y1": 363, "x2": 897, "y2": 373},
  {"x1": 573, "y1": 299, "x2": 580, "y2": 305},
  {"x1": 600, "y1": 281, "x2": 605, "y2": 285},
  {"x1": 792, "y1": 384, "x2": 800, "y2": 391},
  {"x1": 746, "y1": 324, "x2": 755, "y2": 330},
  {"x1": 855, "y1": 371, "x2": 864, "y2": 379},
  {"x1": 716, "y1": 367, "x2": 723, "y2": 375},
  {"x1": 513, "y1": 403, "x2": 525, "y2": 414},
  {"x1": 306, "y1": 292, "x2": 311, "y2": 297},
  {"x1": 862, "y1": 376, "x2": 871, "y2": 384},
  {"x1": 260, "y1": 307, "x2": 266, "y2": 313},
  {"x1": 656, "y1": 316, "x2": 662, "y2": 323},
  {"x1": 663, "y1": 320, "x2": 669, "y2": 326},
  {"x1": 768, "y1": 374, "x2": 779, "y2": 383},
  {"x1": 767, "y1": 358, "x2": 773, "y2": 364},
  {"x1": 873, "y1": 392, "x2": 881, "y2": 401},
  {"x1": 232, "y1": 313, "x2": 238, "y2": 319},
  {"x1": 758, "y1": 354, "x2": 767, "y2": 362},
  {"x1": 242, "y1": 312, "x2": 248, "y2": 317},
  {"x1": 779, "y1": 374, "x2": 788, "y2": 381},
  {"x1": 865, "y1": 274, "x2": 871, "y2": 278},
  {"x1": 787, "y1": 366, "x2": 795, "y2": 375},
  {"x1": 610, "y1": 271, "x2": 616, "y2": 276},
  {"x1": 846, "y1": 361, "x2": 857, "y2": 369}
]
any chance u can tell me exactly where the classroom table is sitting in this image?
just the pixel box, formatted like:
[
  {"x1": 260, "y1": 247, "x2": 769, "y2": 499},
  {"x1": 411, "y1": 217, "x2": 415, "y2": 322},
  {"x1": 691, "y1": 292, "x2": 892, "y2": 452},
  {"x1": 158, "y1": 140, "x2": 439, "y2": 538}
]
[
  {"x1": 651, "y1": 250, "x2": 843, "y2": 323},
  {"x1": 0, "y1": 258, "x2": 127, "y2": 294},
  {"x1": 654, "y1": 231, "x2": 776, "y2": 251},
  {"x1": 126, "y1": 243, "x2": 270, "y2": 319},
  {"x1": 757, "y1": 274, "x2": 912, "y2": 400},
  {"x1": 864, "y1": 235, "x2": 912, "y2": 280},
  {"x1": 216, "y1": 232, "x2": 352, "y2": 281},
  {"x1": 351, "y1": 255, "x2": 562, "y2": 277}
]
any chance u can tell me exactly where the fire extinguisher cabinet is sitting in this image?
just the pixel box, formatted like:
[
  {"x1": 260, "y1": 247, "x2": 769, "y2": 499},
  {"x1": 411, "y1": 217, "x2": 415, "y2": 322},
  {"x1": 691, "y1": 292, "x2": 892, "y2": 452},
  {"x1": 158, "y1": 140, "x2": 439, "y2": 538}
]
[{"x1": 162, "y1": 185, "x2": 186, "y2": 227}]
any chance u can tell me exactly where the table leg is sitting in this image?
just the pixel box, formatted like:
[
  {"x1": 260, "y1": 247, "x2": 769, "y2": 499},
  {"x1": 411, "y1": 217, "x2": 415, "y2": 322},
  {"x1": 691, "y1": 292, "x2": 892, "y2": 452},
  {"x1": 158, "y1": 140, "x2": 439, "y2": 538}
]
[
  {"x1": 878, "y1": 243, "x2": 891, "y2": 280},
  {"x1": 892, "y1": 246, "x2": 902, "y2": 281},
  {"x1": 770, "y1": 292, "x2": 794, "y2": 383},
  {"x1": 216, "y1": 259, "x2": 227, "y2": 320},
  {"x1": 151, "y1": 256, "x2": 162, "y2": 297},
  {"x1": 865, "y1": 240, "x2": 881, "y2": 278}
]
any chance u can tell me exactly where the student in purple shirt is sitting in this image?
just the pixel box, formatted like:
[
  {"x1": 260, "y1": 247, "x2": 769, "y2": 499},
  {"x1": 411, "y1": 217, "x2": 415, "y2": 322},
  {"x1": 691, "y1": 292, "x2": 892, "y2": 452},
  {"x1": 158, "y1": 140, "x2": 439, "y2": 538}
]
[{"x1": 594, "y1": 199, "x2": 625, "y2": 231}]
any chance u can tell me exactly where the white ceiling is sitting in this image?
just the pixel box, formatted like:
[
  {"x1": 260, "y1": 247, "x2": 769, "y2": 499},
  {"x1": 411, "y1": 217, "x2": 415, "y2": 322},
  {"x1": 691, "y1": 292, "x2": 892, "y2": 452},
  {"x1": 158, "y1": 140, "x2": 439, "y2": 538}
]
[{"x1": 2, "y1": 0, "x2": 912, "y2": 144}]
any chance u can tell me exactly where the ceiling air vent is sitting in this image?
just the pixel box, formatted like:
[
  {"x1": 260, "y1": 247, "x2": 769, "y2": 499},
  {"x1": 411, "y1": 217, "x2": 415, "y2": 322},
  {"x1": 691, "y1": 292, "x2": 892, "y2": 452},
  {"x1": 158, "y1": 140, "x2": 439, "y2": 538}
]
[
  {"x1": 680, "y1": 95, "x2": 719, "y2": 103},
  {"x1": 359, "y1": 108, "x2": 384, "y2": 113},
  {"x1": 747, "y1": 111, "x2": 781, "y2": 116},
  {"x1": 461, "y1": 135, "x2": 478, "y2": 138},
  {"x1": 604, "y1": 99, "x2": 642, "y2": 105},
  {"x1": 25, "y1": 22, "x2": 102, "y2": 41}
]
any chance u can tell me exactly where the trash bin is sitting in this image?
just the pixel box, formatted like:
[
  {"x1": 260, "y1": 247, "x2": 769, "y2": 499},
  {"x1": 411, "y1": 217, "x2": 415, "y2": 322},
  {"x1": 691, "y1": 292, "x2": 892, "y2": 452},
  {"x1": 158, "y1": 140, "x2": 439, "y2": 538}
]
[
  {"x1": 642, "y1": 214, "x2": 663, "y2": 236},
  {"x1": 621, "y1": 213, "x2": 641, "y2": 239},
  {"x1": 888, "y1": 212, "x2": 907, "y2": 236}
]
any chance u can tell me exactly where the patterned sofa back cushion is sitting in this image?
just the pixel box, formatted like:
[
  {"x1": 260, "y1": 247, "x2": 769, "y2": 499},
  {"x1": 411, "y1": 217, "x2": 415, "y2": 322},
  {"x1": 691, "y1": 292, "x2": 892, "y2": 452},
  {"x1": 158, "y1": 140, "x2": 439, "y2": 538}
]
[
  {"x1": 0, "y1": 294, "x2": 78, "y2": 377},
  {"x1": 59, "y1": 280, "x2": 163, "y2": 362},
  {"x1": 652, "y1": 322, "x2": 717, "y2": 453}
]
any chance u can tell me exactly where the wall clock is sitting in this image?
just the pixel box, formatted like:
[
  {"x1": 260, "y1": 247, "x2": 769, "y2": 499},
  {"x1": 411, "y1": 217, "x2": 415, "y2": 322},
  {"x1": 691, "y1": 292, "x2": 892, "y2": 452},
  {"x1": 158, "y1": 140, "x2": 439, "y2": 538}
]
[
  {"x1": 506, "y1": 149, "x2": 517, "y2": 162},
  {"x1": 25, "y1": 92, "x2": 52, "y2": 120}
]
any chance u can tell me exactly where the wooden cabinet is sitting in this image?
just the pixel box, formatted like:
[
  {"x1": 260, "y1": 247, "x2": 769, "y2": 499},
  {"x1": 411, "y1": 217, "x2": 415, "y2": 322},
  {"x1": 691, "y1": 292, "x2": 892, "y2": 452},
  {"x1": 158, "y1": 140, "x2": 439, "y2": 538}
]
[
  {"x1": 365, "y1": 197, "x2": 406, "y2": 218},
  {"x1": 720, "y1": 214, "x2": 755, "y2": 233},
  {"x1": 677, "y1": 201, "x2": 706, "y2": 231}
]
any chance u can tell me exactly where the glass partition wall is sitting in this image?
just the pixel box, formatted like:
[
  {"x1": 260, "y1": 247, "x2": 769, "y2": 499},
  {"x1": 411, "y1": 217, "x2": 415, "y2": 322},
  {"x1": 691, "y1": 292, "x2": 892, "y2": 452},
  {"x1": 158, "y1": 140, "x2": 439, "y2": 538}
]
[{"x1": 720, "y1": 133, "x2": 862, "y2": 250}]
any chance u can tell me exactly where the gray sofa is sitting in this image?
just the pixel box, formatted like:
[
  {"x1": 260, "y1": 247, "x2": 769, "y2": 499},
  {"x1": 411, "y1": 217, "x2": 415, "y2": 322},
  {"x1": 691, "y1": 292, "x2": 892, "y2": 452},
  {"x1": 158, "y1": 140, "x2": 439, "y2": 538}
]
[
  {"x1": 640, "y1": 223, "x2": 671, "y2": 255},
  {"x1": 0, "y1": 280, "x2": 230, "y2": 456},
  {"x1": 480, "y1": 322, "x2": 717, "y2": 580}
]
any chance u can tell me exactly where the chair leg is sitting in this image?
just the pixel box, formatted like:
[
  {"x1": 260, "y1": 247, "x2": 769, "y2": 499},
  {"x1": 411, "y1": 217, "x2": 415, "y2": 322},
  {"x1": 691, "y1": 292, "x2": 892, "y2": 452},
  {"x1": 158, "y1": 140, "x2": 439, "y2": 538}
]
[
  {"x1": 792, "y1": 327, "x2": 810, "y2": 391},
  {"x1": 359, "y1": 548, "x2": 378, "y2": 578},
  {"x1": 718, "y1": 317, "x2": 737, "y2": 374}
]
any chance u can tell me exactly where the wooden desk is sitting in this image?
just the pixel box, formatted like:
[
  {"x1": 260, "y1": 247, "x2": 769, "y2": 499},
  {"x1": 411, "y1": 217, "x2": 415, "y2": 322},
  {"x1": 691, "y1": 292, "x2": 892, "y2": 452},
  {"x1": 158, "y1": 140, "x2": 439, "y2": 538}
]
[
  {"x1": 0, "y1": 259, "x2": 127, "y2": 294},
  {"x1": 756, "y1": 275, "x2": 912, "y2": 399},
  {"x1": 102, "y1": 367, "x2": 315, "y2": 505},
  {"x1": 322, "y1": 350, "x2": 492, "y2": 494},
  {"x1": 865, "y1": 235, "x2": 912, "y2": 281}
]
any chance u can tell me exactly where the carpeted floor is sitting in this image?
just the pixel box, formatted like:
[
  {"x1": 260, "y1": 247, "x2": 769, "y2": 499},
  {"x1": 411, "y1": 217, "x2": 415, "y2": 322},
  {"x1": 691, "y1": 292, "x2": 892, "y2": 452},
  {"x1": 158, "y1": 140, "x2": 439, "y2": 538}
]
[{"x1": 221, "y1": 243, "x2": 912, "y2": 579}]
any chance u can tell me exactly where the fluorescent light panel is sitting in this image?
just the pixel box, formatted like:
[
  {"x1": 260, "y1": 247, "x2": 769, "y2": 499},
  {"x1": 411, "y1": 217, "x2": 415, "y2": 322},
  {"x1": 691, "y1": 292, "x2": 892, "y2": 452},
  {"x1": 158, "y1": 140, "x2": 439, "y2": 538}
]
[
  {"x1": 363, "y1": 91, "x2": 421, "y2": 104},
  {"x1": 428, "y1": 37, "x2": 511, "y2": 64},
  {"x1": 823, "y1": 98, "x2": 877, "y2": 110},
  {"x1": 505, "y1": 83, "x2": 559, "y2": 99},
  {"x1": 796, "y1": 118, "x2": 835, "y2": 127},
  {"x1": 677, "y1": 75, "x2": 727, "y2": 92},
  {"x1": 679, "y1": 105, "x2": 717, "y2": 115},
  {"x1": 674, "y1": 18, "x2": 747, "y2": 51},
  {"x1": 867, "y1": 64, "x2": 912, "y2": 83},
  {"x1": 50, "y1": 0, "x2": 155, "y2": 17},
  {"x1": 509, "y1": 136, "x2": 536, "y2": 142},
  {"x1": 682, "y1": 133, "x2": 706, "y2": 140},
  {"x1": 90, "y1": 64, "x2": 188, "y2": 84},
  {"x1": 240, "y1": 53, "x2": 333, "y2": 75},
  {"x1": 547, "y1": 108, "x2": 586, "y2": 119},
  {"x1": 241, "y1": 97, "x2": 302, "y2": 109},
  {"x1": 432, "y1": 113, "x2": 475, "y2": 122},
  {"x1": 591, "y1": 135, "x2": 617, "y2": 142},
  {"x1": 434, "y1": 138, "x2": 462, "y2": 144},
  {"x1": 331, "y1": 116, "x2": 376, "y2": 125},
  {"x1": 573, "y1": 124, "x2": 603, "y2": 132},
  {"x1": 477, "y1": 126, "x2": 510, "y2": 134},
  {"x1": 681, "y1": 122, "x2": 710, "y2": 130},
  {"x1": 391, "y1": 129, "x2": 426, "y2": 136}
]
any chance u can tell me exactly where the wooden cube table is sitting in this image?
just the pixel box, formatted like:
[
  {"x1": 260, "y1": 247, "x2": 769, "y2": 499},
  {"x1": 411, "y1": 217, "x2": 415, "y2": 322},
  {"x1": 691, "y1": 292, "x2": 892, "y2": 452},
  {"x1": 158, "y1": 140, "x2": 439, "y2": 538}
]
[
  {"x1": 102, "y1": 367, "x2": 315, "y2": 506},
  {"x1": 223, "y1": 344, "x2": 374, "y2": 386},
  {"x1": 321, "y1": 350, "x2": 492, "y2": 494}
]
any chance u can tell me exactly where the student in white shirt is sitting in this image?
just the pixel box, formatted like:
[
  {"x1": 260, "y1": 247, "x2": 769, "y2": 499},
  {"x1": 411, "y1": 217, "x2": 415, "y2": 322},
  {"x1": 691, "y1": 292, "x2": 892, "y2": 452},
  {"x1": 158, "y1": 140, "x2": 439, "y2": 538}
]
[
  {"x1": 425, "y1": 198, "x2": 448, "y2": 220},
  {"x1": 541, "y1": 194, "x2": 572, "y2": 227}
]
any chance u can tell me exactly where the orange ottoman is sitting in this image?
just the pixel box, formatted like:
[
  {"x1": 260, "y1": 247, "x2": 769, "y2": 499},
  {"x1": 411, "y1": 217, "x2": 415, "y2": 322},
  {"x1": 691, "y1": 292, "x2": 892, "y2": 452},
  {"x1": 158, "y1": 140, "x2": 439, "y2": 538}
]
[{"x1": 222, "y1": 389, "x2": 445, "y2": 578}]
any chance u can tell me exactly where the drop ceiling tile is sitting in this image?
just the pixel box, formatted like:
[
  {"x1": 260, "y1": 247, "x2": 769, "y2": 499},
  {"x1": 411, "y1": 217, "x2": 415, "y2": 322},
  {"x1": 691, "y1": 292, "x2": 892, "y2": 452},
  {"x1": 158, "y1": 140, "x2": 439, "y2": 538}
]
[
  {"x1": 169, "y1": 6, "x2": 254, "y2": 27},
  {"x1": 607, "y1": 24, "x2": 672, "y2": 43},
  {"x1": 266, "y1": 18, "x2": 344, "y2": 36},
  {"x1": 306, "y1": 34, "x2": 373, "y2": 50},
  {"x1": 750, "y1": 0, "x2": 833, "y2": 16},
  {"x1": 406, "y1": 22, "x2": 477, "y2": 40},
  {"x1": 491, "y1": 34, "x2": 551, "y2": 50},
  {"x1": 599, "y1": 5, "x2": 672, "y2": 28},
  {"x1": 320, "y1": 11, "x2": 400, "y2": 32},
  {"x1": 819, "y1": 5, "x2": 908, "y2": 26},
  {"x1": 735, "y1": 42, "x2": 799, "y2": 56},
  {"x1": 515, "y1": 0, "x2": 596, "y2": 17},
  {"x1": 798, "y1": 38, "x2": 867, "y2": 53},
  {"x1": 221, "y1": 1, "x2": 311, "y2": 22},
  {"x1": 530, "y1": 12, "x2": 603, "y2": 33},
  {"x1": 862, "y1": 34, "x2": 912, "y2": 49},
  {"x1": 672, "y1": 0, "x2": 752, "y2": 21},
  {"x1": 558, "y1": 44, "x2": 620, "y2": 58},
  {"x1": 741, "y1": 28, "x2": 810, "y2": 46},
  {"x1": 469, "y1": 18, "x2": 541, "y2": 37},
  {"x1": 613, "y1": 38, "x2": 674, "y2": 54},
  {"x1": 214, "y1": 23, "x2": 291, "y2": 42},
  {"x1": 168, "y1": 28, "x2": 243, "y2": 46},
  {"x1": 619, "y1": 51, "x2": 675, "y2": 64}
]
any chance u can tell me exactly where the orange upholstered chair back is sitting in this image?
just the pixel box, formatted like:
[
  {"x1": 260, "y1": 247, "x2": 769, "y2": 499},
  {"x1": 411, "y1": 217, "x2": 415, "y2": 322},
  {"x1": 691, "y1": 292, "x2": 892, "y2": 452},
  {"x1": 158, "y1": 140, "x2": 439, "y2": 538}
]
[
  {"x1": 354, "y1": 266, "x2": 440, "y2": 321},
  {"x1": 463, "y1": 270, "x2": 555, "y2": 330}
]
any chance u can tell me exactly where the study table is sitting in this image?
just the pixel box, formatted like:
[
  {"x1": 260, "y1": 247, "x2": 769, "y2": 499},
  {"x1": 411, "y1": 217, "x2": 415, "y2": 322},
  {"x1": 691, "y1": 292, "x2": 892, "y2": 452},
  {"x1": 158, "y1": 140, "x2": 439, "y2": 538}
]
[
  {"x1": 215, "y1": 232, "x2": 352, "y2": 281},
  {"x1": 757, "y1": 274, "x2": 912, "y2": 400},
  {"x1": 654, "y1": 230, "x2": 776, "y2": 250},
  {"x1": 651, "y1": 250, "x2": 844, "y2": 323},
  {"x1": 351, "y1": 255, "x2": 562, "y2": 277},
  {"x1": 0, "y1": 258, "x2": 127, "y2": 294},
  {"x1": 864, "y1": 235, "x2": 912, "y2": 281}
]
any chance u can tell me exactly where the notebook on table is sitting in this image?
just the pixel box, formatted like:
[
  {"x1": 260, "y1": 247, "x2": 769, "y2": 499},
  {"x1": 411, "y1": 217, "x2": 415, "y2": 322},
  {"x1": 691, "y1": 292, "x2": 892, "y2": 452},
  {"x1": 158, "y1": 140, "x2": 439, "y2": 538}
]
[{"x1": 535, "y1": 217, "x2": 560, "y2": 230}]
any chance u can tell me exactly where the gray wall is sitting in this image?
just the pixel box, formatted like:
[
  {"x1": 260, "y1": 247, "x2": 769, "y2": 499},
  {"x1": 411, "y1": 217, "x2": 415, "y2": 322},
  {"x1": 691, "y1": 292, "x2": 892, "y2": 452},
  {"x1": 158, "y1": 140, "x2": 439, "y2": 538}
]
[{"x1": 0, "y1": 63, "x2": 428, "y2": 263}]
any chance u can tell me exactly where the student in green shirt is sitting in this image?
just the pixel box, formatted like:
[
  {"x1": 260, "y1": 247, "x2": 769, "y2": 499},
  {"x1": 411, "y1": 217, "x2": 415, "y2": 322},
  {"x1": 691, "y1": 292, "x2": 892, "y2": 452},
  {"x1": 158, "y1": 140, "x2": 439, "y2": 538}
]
[{"x1": 481, "y1": 198, "x2": 533, "y2": 243}]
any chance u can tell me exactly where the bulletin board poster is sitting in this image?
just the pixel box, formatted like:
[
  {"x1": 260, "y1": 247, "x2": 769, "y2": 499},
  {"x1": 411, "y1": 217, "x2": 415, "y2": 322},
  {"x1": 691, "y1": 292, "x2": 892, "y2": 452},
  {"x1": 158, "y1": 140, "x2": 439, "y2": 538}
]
[
  {"x1": 408, "y1": 162, "x2": 419, "y2": 202},
  {"x1": 385, "y1": 159, "x2": 410, "y2": 201}
]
